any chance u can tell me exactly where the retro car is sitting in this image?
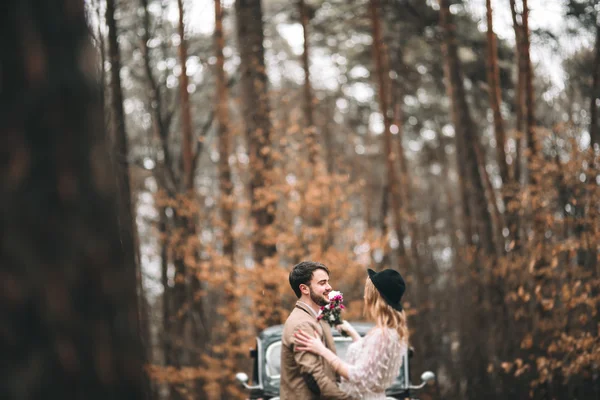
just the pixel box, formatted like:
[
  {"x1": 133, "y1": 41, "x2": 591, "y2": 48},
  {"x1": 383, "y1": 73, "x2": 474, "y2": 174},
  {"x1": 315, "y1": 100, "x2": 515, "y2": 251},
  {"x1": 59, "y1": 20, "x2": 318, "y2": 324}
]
[{"x1": 235, "y1": 321, "x2": 435, "y2": 400}]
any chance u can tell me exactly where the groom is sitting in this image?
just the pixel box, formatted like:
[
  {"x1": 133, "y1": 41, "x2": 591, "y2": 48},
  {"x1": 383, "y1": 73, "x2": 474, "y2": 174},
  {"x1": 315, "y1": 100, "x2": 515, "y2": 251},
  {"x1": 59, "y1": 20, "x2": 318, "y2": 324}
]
[{"x1": 280, "y1": 261, "x2": 352, "y2": 399}]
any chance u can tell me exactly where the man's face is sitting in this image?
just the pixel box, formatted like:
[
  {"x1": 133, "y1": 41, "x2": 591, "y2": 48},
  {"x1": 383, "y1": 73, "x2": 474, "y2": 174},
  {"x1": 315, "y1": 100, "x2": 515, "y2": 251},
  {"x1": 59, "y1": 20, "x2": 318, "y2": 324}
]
[{"x1": 306, "y1": 269, "x2": 332, "y2": 307}]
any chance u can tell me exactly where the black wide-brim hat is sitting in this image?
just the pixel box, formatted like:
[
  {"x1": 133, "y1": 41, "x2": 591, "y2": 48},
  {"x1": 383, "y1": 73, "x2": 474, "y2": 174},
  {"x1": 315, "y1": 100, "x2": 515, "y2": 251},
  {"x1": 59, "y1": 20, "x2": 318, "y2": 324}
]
[{"x1": 367, "y1": 268, "x2": 406, "y2": 311}]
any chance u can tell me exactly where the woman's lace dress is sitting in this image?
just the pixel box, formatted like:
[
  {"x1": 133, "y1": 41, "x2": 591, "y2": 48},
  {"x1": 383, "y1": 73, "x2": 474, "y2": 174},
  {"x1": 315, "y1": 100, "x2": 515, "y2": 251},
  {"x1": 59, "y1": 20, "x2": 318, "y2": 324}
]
[{"x1": 339, "y1": 327, "x2": 407, "y2": 400}]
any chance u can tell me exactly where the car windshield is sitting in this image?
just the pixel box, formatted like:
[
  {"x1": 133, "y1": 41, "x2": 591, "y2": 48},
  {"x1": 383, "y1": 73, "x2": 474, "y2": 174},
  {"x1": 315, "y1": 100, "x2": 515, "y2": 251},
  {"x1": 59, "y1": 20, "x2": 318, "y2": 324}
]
[{"x1": 264, "y1": 337, "x2": 405, "y2": 385}]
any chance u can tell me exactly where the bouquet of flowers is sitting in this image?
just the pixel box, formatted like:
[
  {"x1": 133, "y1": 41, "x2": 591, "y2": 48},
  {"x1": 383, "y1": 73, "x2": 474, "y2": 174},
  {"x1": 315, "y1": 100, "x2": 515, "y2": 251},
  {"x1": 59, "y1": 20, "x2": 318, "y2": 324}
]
[{"x1": 317, "y1": 290, "x2": 347, "y2": 336}]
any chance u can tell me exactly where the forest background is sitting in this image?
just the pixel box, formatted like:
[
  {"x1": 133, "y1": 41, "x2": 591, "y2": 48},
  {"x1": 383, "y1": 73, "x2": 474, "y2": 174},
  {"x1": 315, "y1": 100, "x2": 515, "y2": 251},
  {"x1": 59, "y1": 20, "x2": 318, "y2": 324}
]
[
  {"x1": 93, "y1": 0, "x2": 600, "y2": 398},
  {"x1": 2, "y1": 0, "x2": 599, "y2": 399}
]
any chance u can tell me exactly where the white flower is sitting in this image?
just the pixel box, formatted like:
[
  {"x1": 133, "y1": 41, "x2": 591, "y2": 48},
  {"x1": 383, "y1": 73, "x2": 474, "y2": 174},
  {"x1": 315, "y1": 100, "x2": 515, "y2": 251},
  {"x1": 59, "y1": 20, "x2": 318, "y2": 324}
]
[
  {"x1": 328, "y1": 290, "x2": 342, "y2": 300},
  {"x1": 324, "y1": 304, "x2": 330, "y2": 310},
  {"x1": 329, "y1": 315, "x2": 336, "y2": 322}
]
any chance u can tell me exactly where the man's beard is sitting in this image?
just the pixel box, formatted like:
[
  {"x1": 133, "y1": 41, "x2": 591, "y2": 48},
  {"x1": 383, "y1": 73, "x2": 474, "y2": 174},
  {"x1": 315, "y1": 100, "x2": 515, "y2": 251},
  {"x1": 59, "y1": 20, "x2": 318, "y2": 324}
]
[{"x1": 310, "y1": 286, "x2": 329, "y2": 307}]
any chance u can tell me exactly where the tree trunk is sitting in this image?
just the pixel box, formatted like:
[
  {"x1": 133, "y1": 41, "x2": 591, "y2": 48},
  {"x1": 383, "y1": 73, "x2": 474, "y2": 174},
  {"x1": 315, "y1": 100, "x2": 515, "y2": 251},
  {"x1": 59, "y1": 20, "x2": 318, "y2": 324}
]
[
  {"x1": 590, "y1": 22, "x2": 600, "y2": 149},
  {"x1": 177, "y1": 0, "x2": 194, "y2": 192},
  {"x1": 106, "y1": 0, "x2": 138, "y2": 267},
  {"x1": 215, "y1": 0, "x2": 233, "y2": 262},
  {"x1": 140, "y1": 0, "x2": 178, "y2": 194},
  {"x1": 0, "y1": 1, "x2": 144, "y2": 398},
  {"x1": 370, "y1": 0, "x2": 408, "y2": 269},
  {"x1": 176, "y1": 2, "x2": 205, "y2": 398},
  {"x1": 106, "y1": 3, "x2": 151, "y2": 395},
  {"x1": 298, "y1": 0, "x2": 318, "y2": 165},
  {"x1": 508, "y1": 0, "x2": 524, "y2": 248},
  {"x1": 439, "y1": 0, "x2": 495, "y2": 254},
  {"x1": 296, "y1": 0, "x2": 325, "y2": 258},
  {"x1": 377, "y1": 184, "x2": 391, "y2": 270},
  {"x1": 521, "y1": 0, "x2": 536, "y2": 180},
  {"x1": 393, "y1": 94, "x2": 419, "y2": 263},
  {"x1": 94, "y1": 0, "x2": 107, "y2": 128},
  {"x1": 235, "y1": 0, "x2": 279, "y2": 329},
  {"x1": 158, "y1": 207, "x2": 174, "y2": 398},
  {"x1": 214, "y1": 0, "x2": 239, "y2": 396},
  {"x1": 509, "y1": 0, "x2": 524, "y2": 182},
  {"x1": 485, "y1": 0, "x2": 508, "y2": 184},
  {"x1": 322, "y1": 98, "x2": 336, "y2": 175}
]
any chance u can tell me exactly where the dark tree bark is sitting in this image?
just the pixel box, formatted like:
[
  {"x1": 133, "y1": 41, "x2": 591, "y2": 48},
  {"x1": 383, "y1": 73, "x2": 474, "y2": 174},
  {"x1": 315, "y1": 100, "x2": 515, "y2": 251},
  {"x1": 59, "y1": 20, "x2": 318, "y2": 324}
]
[
  {"x1": 370, "y1": 0, "x2": 408, "y2": 268},
  {"x1": 439, "y1": 0, "x2": 495, "y2": 254},
  {"x1": 106, "y1": 0, "x2": 138, "y2": 266},
  {"x1": 0, "y1": 0, "x2": 144, "y2": 398},
  {"x1": 140, "y1": 0, "x2": 178, "y2": 193},
  {"x1": 215, "y1": 0, "x2": 233, "y2": 264},
  {"x1": 521, "y1": 0, "x2": 537, "y2": 179},
  {"x1": 508, "y1": 0, "x2": 525, "y2": 248},
  {"x1": 214, "y1": 0, "x2": 239, "y2": 396},
  {"x1": 509, "y1": 0, "x2": 525, "y2": 184},
  {"x1": 177, "y1": 0, "x2": 194, "y2": 192},
  {"x1": 485, "y1": 0, "x2": 509, "y2": 184},
  {"x1": 295, "y1": 0, "x2": 326, "y2": 259},
  {"x1": 94, "y1": 0, "x2": 107, "y2": 128},
  {"x1": 235, "y1": 0, "x2": 279, "y2": 328},
  {"x1": 392, "y1": 87, "x2": 418, "y2": 263},
  {"x1": 298, "y1": 0, "x2": 318, "y2": 165},
  {"x1": 105, "y1": 1, "x2": 153, "y2": 396},
  {"x1": 322, "y1": 100, "x2": 336, "y2": 175},
  {"x1": 158, "y1": 207, "x2": 174, "y2": 397}
]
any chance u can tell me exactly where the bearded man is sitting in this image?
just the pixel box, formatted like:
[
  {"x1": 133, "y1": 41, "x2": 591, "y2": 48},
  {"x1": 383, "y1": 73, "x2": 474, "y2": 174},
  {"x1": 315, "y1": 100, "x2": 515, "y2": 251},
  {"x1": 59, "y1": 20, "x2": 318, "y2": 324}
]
[{"x1": 280, "y1": 261, "x2": 352, "y2": 399}]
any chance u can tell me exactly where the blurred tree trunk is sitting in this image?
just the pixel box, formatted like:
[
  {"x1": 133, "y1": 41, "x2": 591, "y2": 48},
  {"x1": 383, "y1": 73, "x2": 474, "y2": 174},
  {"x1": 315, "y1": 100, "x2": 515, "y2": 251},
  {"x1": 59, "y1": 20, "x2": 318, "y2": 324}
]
[
  {"x1": 590, "y1": 22, "x2": 600, "y2": 148},
  {"x1": 521, "y1": 0, "x2": 537, "y2": 181},
  {"x1": 484, "y1": 2, "x2": 512, "y2": 379},
  {"x1": 106, "y1": 3, "x2": 152, "y2": 396},
  {"x1": 298, "y1": 0, "x2": 318, "y2": 165},
  {"x1": 377, "y1": 183, "x2": 391, "y2": 270},
  {"x1": 439, "y1": 0, "x2": 495, "y2": 254},
  {"x1": 174, "y1": 1, "x2": 205, "y2": 397},
  {"x1": 322, "y1": 99, "x2": 336, "y2": 174},
  {"x1": 0, "y1": 0, "x2": 144, "y2": 398},
  {"x1": 485, "y1": 0, "x2": 508, "y2": 184},
  {"x1": 215, "y1": 0, "x2": 233, "y2": 276},
  {"x1": 509, "y1": 0, "x2": 524, "y2": 184},
  {"x1": 141, "y1": 0, "x2": 178, "y2": 194},
  {"x1": 297, "y1": 0, "x2": 326, "y2": 258},
  {"x1": 94, "y1": 0, "x2": 106, "y2": 128},
  {"x1": 370, "y1": 0, "x2": 408, "y2": 270},
  {"x1": 178, "y1": 0, "x2": 194, "y2": 192},
  {"x1": 106, "y1": 0, "x2": 138, "y2": 272},
  {"x1": 485, "y1": 0, "x2": 514, "y2": 373},
  {"x1": 508, "y1": 0, "x2": 525, "y2": 248},
  {"x1": 235, "y1": 0, "x2": 279, "y2": 329},
  {"x1": 158, "y1": 207, "x2": 174, "y2": 398},
  {"x1": 393, "y1": 103, "x2": 419, "y2": 263},
  {"x1": 214, "y1": 0, "x2": 240, "y2": 396},
  {"x1": 386, "y1": 4, "x2": 420, "y2": 264},
  {"x1": 139, "y1": 2, "x2": 180, "y2": 396},
  {"x1": 439, "y1": 2, "x2": 496, "y2": 394}
]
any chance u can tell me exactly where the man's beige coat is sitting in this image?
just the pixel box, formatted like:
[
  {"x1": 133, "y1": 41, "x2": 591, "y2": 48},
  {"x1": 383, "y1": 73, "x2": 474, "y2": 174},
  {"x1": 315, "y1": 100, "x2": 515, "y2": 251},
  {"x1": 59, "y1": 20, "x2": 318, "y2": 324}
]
[{"x1": 280, "y1": 302, "x2": 352, "y2": 399}]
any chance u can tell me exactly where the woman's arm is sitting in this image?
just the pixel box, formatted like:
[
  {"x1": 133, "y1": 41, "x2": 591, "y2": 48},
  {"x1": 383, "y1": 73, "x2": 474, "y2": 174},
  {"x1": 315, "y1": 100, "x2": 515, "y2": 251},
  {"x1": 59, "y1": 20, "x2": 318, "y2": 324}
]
[{"x1": 294, "y1": 330, "x2": 350, "y2": 379}]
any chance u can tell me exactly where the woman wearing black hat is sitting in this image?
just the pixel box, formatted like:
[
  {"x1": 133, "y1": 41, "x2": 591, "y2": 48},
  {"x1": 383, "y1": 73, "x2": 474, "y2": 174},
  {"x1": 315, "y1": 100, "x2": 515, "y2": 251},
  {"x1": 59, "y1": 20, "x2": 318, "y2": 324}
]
[{"x1": 294, "y1": 268, "x2": 408, "y2": 399}]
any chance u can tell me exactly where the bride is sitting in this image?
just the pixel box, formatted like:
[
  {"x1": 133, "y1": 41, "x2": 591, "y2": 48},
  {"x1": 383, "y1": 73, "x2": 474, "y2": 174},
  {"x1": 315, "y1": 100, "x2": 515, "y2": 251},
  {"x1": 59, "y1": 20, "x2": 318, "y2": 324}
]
[{"x1": 294, "y1": 268, "x2": 409, "y2": 400}]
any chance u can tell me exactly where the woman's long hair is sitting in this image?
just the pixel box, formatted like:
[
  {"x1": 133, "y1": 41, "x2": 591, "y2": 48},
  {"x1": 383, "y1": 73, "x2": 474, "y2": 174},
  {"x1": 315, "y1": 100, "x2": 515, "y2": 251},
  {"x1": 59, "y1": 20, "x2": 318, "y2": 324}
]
[{"x1": 364, "y1": 277, "x2": 408, "y2": 343}]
